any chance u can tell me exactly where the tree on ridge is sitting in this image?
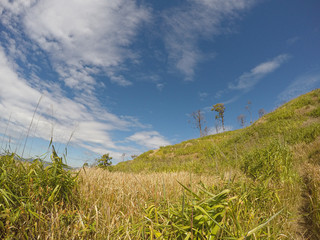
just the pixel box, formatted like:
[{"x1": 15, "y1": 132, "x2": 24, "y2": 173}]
[
  {"x1": 190, "y1": 109, "x2": 208, "y2": 137},
  {"x1": 246, "y1": 100, "x2": 252, "y2": 124},
  {"x1": 212, "y1": 103, "x2": 226, "y2": 131},
  {"x1": 237, "y1": 114, "x2": 246, "y2": 128}
]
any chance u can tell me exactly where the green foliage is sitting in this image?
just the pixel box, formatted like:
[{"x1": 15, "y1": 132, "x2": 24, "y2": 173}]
[
  {"x1": 108, "y1": 89, "x2": 320, "y2": 238},
  {"x1": 1, "y1": 89, "x2": 319, "y2": 238},
  {"x1": 0, "y1": 148, "x2": 79, "y2": 238},
  {"x1": 124, "y1": 183, "x2": 281, "y2": 239},
  {"x1": 212, "y1": 103, "x2": 226, "y2": 130},
  {"x1": 309, "y1": 106, "x2": 320, "y2": 117},
  {"x1": 267, "y1": 108, "x2": 295, "y2": 121},
  {"x1": 96, "y1": 153, "x2": 112, "y2": 168},
  {"x1": 303, "y1": 172, "x2": 320, "y2": 239},
  {"x1": 286, "y1": 123, "x2": 320, "y2": 144},
  {"x1": 241, "y1": 141, "x2": 293, "y2": 181}
]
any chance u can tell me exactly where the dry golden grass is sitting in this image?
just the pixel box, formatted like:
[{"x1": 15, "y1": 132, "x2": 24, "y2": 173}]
[
  {"x1": 77, "y1": 167, "x2": 304, "y2": 239},
  {"x1": 78, "y1": 168, "x2": 220, "y2": 238},
  {"x1": 2, "y1": 90, "x2": 318, "y2": 239}
]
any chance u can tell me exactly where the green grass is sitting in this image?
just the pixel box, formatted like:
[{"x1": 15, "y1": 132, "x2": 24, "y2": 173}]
[
  {"x1": 123, "y1": 183, "x2": 283, "y2": 239},
  {"x1": 112, "y1": 89, "x2": 320, "y2": 174},
  {"x1": 0, "y1": 89, "x2": 319, "y2": 239},
  {"x1": 0, "y1": 147, "x2": 79, "y2": 239},
  {"x1": 111, "y1": 88, "x2": 320, "y2": 239}
]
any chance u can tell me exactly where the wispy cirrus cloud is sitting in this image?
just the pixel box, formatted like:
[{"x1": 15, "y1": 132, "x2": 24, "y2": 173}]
[
  {"x1": 162, "y1": 0, "x2": 256, "y2": 81},
  {"x1": 211, "y1": 54, "x2": 290, "y2": 105},
  {"x1": 229, "y1": 54, "x2": 290, "y2": 91},
  {"x1": 277, "y1": 71, "x2": 320, "y2": 104}
]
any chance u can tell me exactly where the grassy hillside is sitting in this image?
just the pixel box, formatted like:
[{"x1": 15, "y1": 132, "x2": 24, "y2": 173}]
[
  {"x1": 109, "y1": 88, "x2": 320, "y2": 239},
  {"x1": 1, "y1": 89, "x2": 319, "y2": 239},
  {"x1": 113, "y1": 89, "x2": 320, "y2": 174}
]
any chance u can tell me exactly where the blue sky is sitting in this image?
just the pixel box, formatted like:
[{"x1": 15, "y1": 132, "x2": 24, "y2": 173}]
[{"x1": 0, "y1": 0, "x2": 319, "y2": 166}]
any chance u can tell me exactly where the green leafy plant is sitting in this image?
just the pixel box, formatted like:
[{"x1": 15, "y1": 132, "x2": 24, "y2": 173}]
[
  {"x1": 123, "y1": 182, "x2": 282, "y2": 239},
  {"x1": 241, "y1": 140, "x2": 293, "y2": 181},
  {"x1": 0, "y1": 147, "x2": 79, "y2": 238}
]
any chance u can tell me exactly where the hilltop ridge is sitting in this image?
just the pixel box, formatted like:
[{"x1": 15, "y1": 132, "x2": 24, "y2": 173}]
[
  {"x1": 111, "y1": 89, "x2": 320, "y2": 238},
  {"x1": 113, "y1": 89, "x2": 320, "y2": 174}
]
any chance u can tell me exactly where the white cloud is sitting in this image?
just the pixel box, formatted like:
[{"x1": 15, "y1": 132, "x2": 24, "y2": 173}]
[
  {"x1": 0, "y1": 45, "x2": 156, "y2": 160},
  {"x1": 1, "y1": 0, "x2": 150, "y2": 89},
  {"x1": 199, "y1": 92, "x2": 208, "y2": 101},
  {"x1": 163, "y1": 0, "x2": 256, "y2": 81},
  {"x1": 0, "y1": 0, "x2": 168, "y2": 164},
  {"x1": 277, "y1": 71, "x2": 320, "y2": 104},
  {"x1": 229, "y1": 54, "x2": 289, "y2": 91},
  {"x1": 127, "y1": 131, "x2": 170, "y2": 149}
]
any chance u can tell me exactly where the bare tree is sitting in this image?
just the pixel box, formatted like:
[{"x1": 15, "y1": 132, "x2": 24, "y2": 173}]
[
  {"x1": 190, "y1": 110, "x2": 207, "y2": 137},
  {"x1": 237, "y1": 114, "x2": 246, "y2": 128},
  {"x1": 245, "y1": 101, "x2": 252, "y2": 124},
  {"x1": 258, "y1": 108, "x2": 266, "y2": 118},
  {"x1": 203, "y1": 126, "x2": 209, "y2": 136}
]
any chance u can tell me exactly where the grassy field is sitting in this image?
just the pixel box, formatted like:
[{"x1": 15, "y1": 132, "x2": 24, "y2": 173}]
[{"x1": 0, "y1": 89, "x2": 319, "y2": 239}]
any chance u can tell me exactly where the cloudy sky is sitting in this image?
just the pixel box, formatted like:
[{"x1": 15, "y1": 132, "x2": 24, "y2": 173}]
[{"x1": 0, "y1": 0, "x2": 319, "y2": 166}]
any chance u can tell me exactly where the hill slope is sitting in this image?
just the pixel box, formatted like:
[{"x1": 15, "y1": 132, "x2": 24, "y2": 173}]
[
  {"x1": 114, "y1": 89, "x2": 320, "y2": 174},
  {"x1": 112, "y1": 89, "x2": 320, "y2": 239},
  {"x1": 1, "y1": 89, "x2": 319, "y2": 239}
]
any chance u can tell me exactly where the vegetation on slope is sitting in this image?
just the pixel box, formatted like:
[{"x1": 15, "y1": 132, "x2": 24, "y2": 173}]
[
  {"x1": 111, "y1": 88, "x2": 320, "y2": 239},
  {"x1": 113, "y1": 89, "x2": 320, "y2": 174},
  {"x1": 0, "y1": 89, "x2": 319, "y2": 239}
]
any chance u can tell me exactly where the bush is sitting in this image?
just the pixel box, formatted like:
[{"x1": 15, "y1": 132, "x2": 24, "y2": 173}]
[{"x1": 96, "y1": 153, "x2": 112, "y2": 168}]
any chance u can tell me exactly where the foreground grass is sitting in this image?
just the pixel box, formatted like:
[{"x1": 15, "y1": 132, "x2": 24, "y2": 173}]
[
  {"x1": 0, "y1": 149, "x2": 79, "y2": 239},
  {"x1": 108, "y1": 89, "x2": 320, "y2": 238},
  {"x1": 78, "y1": 167, "x2": 305, "y2": 239},
  {"x1": 1, "y1": 89, "x2": 319, "y2": 239},
  {"x1": 0, "y1": 158, "x2": 304, "y2": 239}
]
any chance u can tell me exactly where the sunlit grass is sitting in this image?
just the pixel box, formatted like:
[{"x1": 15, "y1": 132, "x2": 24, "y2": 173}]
[{"x1": 0, "y1": 89, "x2": 319, "y2": 239}]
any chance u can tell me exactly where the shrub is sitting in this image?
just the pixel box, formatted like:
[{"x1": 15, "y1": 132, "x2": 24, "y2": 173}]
[{"x1": 96, "y1": 153, "x2": 112, "y2": 168}]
